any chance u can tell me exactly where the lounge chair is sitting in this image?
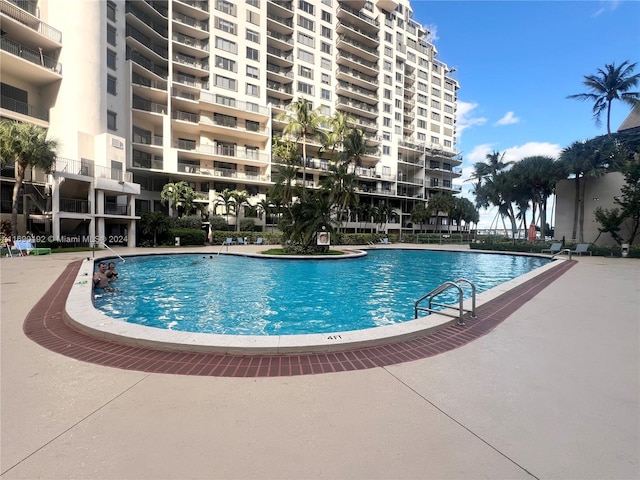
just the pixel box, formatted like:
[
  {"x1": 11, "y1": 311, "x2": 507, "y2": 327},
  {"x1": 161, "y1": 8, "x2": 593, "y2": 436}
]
[
  {"x1": 541, "y1": 242, "x2": 562, "y2": 254},
  {"x1": 570, "y1": 243, "x2": 592, "y2": 256},
  {"x1": 379, "y1": 237, "x2": 390, "y2": 245},
  {"x1": 225, "y1": 237, "x2": 233, "y2": 245},
  {"x1": 255, "y1": 237, "x2": 264, "y2": 245},
  {"x1": 15, "y1": 240, "x2": 52, "y2": 255},
  {"x1": 237, "y1": 237, "x2": 245, "y2": 245}
]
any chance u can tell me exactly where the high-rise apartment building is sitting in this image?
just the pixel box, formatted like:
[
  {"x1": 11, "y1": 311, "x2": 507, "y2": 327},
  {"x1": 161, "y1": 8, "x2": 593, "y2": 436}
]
[{"x1": 1, "y1": 0, "x2": 461, "y2": 245}]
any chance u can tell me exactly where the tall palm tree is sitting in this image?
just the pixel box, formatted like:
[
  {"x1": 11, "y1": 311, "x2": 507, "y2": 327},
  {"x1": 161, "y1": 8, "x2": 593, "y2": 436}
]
[
  {"x1": 160, "y1": 181, "x2": 196, "y2": 217},
  {"x1": 410, "y1": 202, "x2": 430, "y2": 233},
  {"x1": 568, "y1": 60, "x2": 640, "y2": 135},
  {"x1": 325, "y1": 111, "x2": 355, "y2": 158},
  {"x1": 320, "y1": 162, "x2": 359, "y2": 232},
  {"x1": 271, "y1": 163, "x2": 301, "y2": 216},
  {"x1": 341, "y1": 128, "x2": 377, "y2": 174},
  {"x1": 214, "y1": 188, "x2": 235, "y2": 228},
  {"x1": 0, "y1": 120, "x2": 58, "y2": 236},
  {"x1": 559, "y1": 136, "x2": 617, "y2": 241},
  {"x1": 276, "y1": 98, "x2": 326, "y2": 186},
  {"x1": 427, "y1": 193, "x2": 455, "y2": 233},
  {"x1": 231, "y1": 190, "x2": 249, "y2": 232}
]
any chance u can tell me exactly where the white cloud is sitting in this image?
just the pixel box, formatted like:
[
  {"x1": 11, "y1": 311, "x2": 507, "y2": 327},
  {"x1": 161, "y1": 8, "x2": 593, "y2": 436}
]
[
  {"x1": 456, "y1": 102, "x2": 487, "y2": 135},
  {"x1": 592, "y1": 0, "x2": 620, "y2": 17},
  {"x1": 502, "y1": 142, "x2": 563, "y2": 162},
  {"x1": 494, "y1": 111, "x2": 520, "y2": 126}
]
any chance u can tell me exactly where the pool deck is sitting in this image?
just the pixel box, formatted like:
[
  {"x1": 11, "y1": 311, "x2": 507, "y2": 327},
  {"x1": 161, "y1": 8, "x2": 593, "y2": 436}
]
[{"x1": 1, "y1": 244, "x2": 639, "y2": 479}]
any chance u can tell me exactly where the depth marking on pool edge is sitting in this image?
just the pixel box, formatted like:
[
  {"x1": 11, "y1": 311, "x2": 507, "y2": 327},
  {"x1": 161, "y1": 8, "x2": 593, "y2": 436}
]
[{"x1": 23, "y1": 258, "x2": 575, "y2": 378}]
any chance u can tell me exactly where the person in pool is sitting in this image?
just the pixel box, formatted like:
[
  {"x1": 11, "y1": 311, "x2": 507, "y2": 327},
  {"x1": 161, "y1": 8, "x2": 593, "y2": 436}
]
[
  {"x1": 93, "y1": 262, "x2": 111, "y2": 289},
  {"x1": 106, "y1": 262, "x2": 119, "y2": 283}
]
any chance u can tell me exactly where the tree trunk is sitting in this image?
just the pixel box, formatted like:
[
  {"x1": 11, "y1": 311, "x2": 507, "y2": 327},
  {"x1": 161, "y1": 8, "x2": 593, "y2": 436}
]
[
  {"x1": 11, "y1": 165, "x2": 25, "y2": 237},
  {"x1": 539, "y1": 198, "x2": 547, "y2": 240},
  {"x1": 578, "y1": 176, "x2": 587, "y2": 243},
  {"x1": 571, "y1": 175, "x2": 580, "y2": 241}
]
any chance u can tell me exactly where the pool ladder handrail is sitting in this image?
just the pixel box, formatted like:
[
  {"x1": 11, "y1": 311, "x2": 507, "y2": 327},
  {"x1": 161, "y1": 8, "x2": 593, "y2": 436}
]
[
  {"x1": 101, "y1": 242, "x2": 125, "y2": 263},
  {"x1": 414, "y1": 277, "x2": 477, "y2": 326}
]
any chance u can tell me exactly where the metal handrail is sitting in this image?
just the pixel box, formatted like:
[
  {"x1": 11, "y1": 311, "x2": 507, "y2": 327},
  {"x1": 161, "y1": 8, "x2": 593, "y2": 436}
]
[
  {"x1": 101, "y1": 242, "x2": 125, "y2": 263},
  {"x1": 414, "y1": 279, "x2": 476, "y2": 326}
]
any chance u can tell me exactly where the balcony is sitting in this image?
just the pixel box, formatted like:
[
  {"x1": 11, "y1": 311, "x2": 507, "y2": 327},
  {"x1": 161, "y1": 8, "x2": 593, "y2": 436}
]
[
  {"x1": 336, "y1": 35, "x2": 378, "y2": 63},
  {"x1": 105, "y1": 203, "x2": 131, "y2": 216},
  {"x1": 266, "y1": 12, "x2": 294, "y2": 35},
  {"x1": 266, "y1": 45, "x2": 294, "y2": 67},
  {"x1": 335, "y1": 51, "x2": 378, "y2": 77},
  {"x1": 336, "y1": 20, "x2": 380, "y2": 48},
  {"x1": 336, "y1": 81, "x2": 378, "y2": 103},
  {"x1": 172, "y1": 11, "x2": 209, "y2": 33},
  {"x1": 199, "y1": 91, "x2": 271, "y2": 117},
  {"x1": 336, "y1": 5, "x2": 380, "y2": 32},
  {"x1": 0, "y1": 0, "x2": 62, "y2": 44},
  {"x1": 1, "y1": 94, "x2": 48, "y2": 121},
  {"x1": 126, "y1": 2, "x2": 169, "y2": 39},
  {"x1": 197, "y1": 144, "x2": 269, "y2": 163},
  {"x1": 1, "y1": 37, "x2": 62, "y2": 76},
  {"x1": 336, "y1": 96, "x2": 378, "y2": 119},
  {"x1": 60, "y1": 198, "x2": 90, "y2": 214}
]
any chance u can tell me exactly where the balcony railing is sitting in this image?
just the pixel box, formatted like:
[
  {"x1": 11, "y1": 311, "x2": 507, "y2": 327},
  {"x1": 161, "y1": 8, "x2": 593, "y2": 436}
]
[
  {"x1": 1, "y1": 94, "x2": 49, "y2": 121},
  {"x1": 0, "y1": 37, "x2": 62, "y2": 73},
  {"x1": 173, "y1": 11, "x2": 209, "y2": 31},
  {"x1": 60, "y1": 197, "x2": 90, "y2": 214},
  {"x1": 198, "y1": 144, "x2": 269, "y2": 162},
  {"x1": 0, "y1": 0, "x2": 62, "y2": 43},
  {"x1": 105, "y1": 203, "x2": 130, "y2": 215}
]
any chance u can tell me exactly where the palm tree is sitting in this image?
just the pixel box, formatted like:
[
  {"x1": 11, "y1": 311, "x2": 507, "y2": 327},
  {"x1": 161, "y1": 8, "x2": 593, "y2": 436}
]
[
  {"x1": 214, "y1": 188, "x2": 235, "y2": 228},
  {"x1": 559, "y1": 136, "x2": 617, "y2": 241},
  {"x1": 276, "y1": 98, "x2": 326, "y2": 186},
  {"x1": 0, "y1": 120, "x2": 58, "y2": 236},
  {"x1": 160, "y1": 181, "x2": 196, "y2": 217},
  {"x1": 231, "y1": 190, "x2": 249, "y2": 232},
  {"x1": 255, "y1": 198, "x2": 273, "y2": 231},
  {"x1": 320, "y1": 162, "x2": 359, "y2": 232},
  {"x1": 341, "y1": 128, "x2": 376, "y2": 174},
  {"x1": 325, "y1": 111, "x2": 355, "y2": 158},
  {"x1": 410, "y1": 202, "x2": 430, "y2": 233},
  {"x1": 140, "y1": 211, "x2": 171, "y2": 246},
  {"x1": 427, "y1": 193, "x2": 455, "y2": 233},
  {"x1": 568, "y1": 61, "x2": 640, "y2": 135}
]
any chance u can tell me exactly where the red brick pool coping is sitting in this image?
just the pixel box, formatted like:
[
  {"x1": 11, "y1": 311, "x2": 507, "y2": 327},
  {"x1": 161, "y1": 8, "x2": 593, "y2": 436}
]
[{"x1": 24, "y1": 258, "x2": 574, "y2": 377}]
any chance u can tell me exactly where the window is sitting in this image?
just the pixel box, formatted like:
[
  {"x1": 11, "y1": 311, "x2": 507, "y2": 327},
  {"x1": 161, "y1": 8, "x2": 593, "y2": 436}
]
[
  {"x1": 383, "y1": 145, "x2": 390, "y2": 155},
  {"x1": 107, "y1": 25, "x2": 116, "y2": 46},
  {"x1": 418, "y1": 70, "x2": 428, "y2": 80},
  {"x1": 383, "y1": 103, "x2": 391, "y2": 113},
  {"x1": 383, "y1": 89, "x2": 391, "y2": 99},
  {"x1": 215, "y1": 56, "x2": 236, "y2": 72},
  {"x1": 246, "y1": 47, "x2": 259, "y2": 61},
  {"x1": 299, "y1": 0, "x2": 314, "y2": 14},
  {"x1": 432, "y1": 88, "x2": 441, "y2": 97},
  {"x1": 246, "y1": 120, "x2": 260, "y2": 131},
  {"x1": 247, "y1": 10, "x2": 260, "y2": 25},
  {"x1": 445, "y1": 93, "x2": 453, "y2": 102},
  {"x1": 321, "y1": 73, "x2": 330, "y2": 84},
  {"x1": 321, "y1": 42, "x2": 331, "y2": 54},
  {"x1": 246, "y1": 84, "x2": 259, "y2": 96},
  {"x1": 215, "y1": 17, "x2": 237, "y2": 34},
  {"x1": 444, "y1": 105, "x2": 454, "y2": 114},
  {"x1": 107, "y1": 111, "x2": 117, "y2": 131},
  {"x1": 321, "y1": 57, "x2": 331, "y2": 69},
  {"x1": 384, "y1": 46, "x2": 393, "y2": 57},
  {"x1": 215, "y1": 75, "x2": 236, "y2": 90},
  {"x1": 246, "y1": 0, "x2": 259, "y2": 6},
  {"x1": 215, "y1": 37, "x2": 237, "y2": 54},
  {"x1": 417, "y1": 120, "x2": 426, "y2": 128},
  {"x1": 247, "y1": 65, "x2": 259, "y2": 78},
  {"x1": 106, "y1": 1, "x2": 116, "y2": 22},
  {"x1": 298, "y1": 15, "x2": 315, "y2": 31},
  {"x1": 107, "y1": 49, "x2": 116, "y2": 70},
  {"x1": 385, "y1": 32, "x2": 392, "y2": 43},
  {"x1": 383, "y1": 117, "x2": 391, "y2": 127},
  {"x1": 431, "y1": 99, "x2": 441, "y2": 109},
  {"x1": 417, "y1": 133, "x2": 426, "y2": 141},
  {"x1": 384, "y1": 75, "x2": 392, "y2": 85},
  {"x1": 321, "y1": 26, "x2": 332, "y2": 39},
  {"x1": 297, "y1": 81, "x2": 313, "y2": 95},
  {"x1": 215, "y1": 0, "x2": 236, "y2": 16},
  {"x1": 395, "y1": 112, "x2": 402, "y2": 121},
  {"x1": 299, "y1": 65, "x2": 313, "y2": 79},
  {"x1": 432, "y1": 77, "x2": 441, "y2": 86},
  {"x1": 444, "y1": 140, "x2": 452, "y2": 148},
  {"x1": 298, "y1": 49, "x2": 314, "y2": 63},
  {"x1": 321, "y1": 10, "x2": 331, "y2": 22},
  {"x1": 298, "y1": 32, "x2": 314, "y2": 47},
  {"x1": 321, "y1": 88, "x2": 330, "y2": 100},
  {"x1": 107, "y1": 75, "x2": 117, "y2": 95},
  {"x1": 417, "y1": 82, "x2": 428, "y2": 92},
  {"x1": 431, "y1": 112, "x2": 440, "y2": 121},
  {"x1": 246, "y1": 29, "x2": 259, "y2": 43},
  {"x1": 418, "y1": 94, "x2": 427, "y2": 104},
  {"x1": 383, "y1": 132, "x2": 391, "y2": 141},
  {"x1": 431, "y1": 136, "x2": 439, "y2": 144},
  {"x1": 384, "y1": 60, "x2": 392, "y2": 71},
  {"x1": 395, "y1": 99, "x2": 402, "y2": 108},
  {"x1": 444, "y1": 116, "x2": 453, "y2": 125}
]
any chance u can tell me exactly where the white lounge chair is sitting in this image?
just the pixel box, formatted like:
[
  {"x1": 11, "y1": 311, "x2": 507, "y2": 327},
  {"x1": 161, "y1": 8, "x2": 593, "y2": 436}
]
[
  {"x1": 255, "y1": 237, "x2": 264, "y2": 245},
  {"x1": 379, "y1": 237, "x2": 390, "y2": 245}
]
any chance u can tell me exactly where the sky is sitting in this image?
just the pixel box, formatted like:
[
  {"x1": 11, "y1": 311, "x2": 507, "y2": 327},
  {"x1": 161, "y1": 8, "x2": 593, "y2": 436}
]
[{"x1": 410, "y1": 0, "x2": 640, "y2": 228}]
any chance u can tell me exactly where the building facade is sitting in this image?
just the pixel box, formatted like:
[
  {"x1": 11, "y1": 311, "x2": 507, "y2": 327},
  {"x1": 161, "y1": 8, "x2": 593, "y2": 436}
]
[{"x1": 1, "y1": 0, "x2": 462, "y2": 244}]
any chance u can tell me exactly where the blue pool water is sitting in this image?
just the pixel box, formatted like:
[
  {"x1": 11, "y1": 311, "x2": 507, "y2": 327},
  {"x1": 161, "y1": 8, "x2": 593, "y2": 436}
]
[{"x1": 94, "y1": 250, "x2": 549, "y2": 335}]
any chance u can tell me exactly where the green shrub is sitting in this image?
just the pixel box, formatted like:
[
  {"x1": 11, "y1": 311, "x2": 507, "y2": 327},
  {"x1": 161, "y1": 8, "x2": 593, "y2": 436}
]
[
  {"x1": 169, "y1": 228, "x2": 206, "y2": 246},
  {"x1": 209, "y1": 215, "x2": 228, "y2": 231},
  {"x1": 174, "y1": 215, "x2": 203, "y2": 229},
  {"x1": 239, "y1": 218, "x2": 256, "y2": 231}
]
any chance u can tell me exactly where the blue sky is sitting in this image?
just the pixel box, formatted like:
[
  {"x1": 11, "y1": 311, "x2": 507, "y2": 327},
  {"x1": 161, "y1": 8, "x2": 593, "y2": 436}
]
[{"x1": 411, "y1": 0, "x2": 640, "y2": 228}]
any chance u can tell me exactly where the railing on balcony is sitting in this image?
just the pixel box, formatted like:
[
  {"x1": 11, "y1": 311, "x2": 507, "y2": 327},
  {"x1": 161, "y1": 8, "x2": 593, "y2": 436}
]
[
  {"x1": 126, "y1": 2, "x2": 168, "y2": 37},
  {"x1": 337, "y1": 35, "x2": 378, "y2": 56},
  {"x1": 105, "y1": 203, "x2": 130, "y2": 216},
  {"x1": 177, "y1": 0, "x2": 209, "y2": 12},
  {"x1": 175, "y1": 139, "x2": 197, "y2": 150},
  {"x1": 132, "y1": 96, "x2": 166, "y2": 114},
  {"x1": 336, "y1": 51, "x2": 378, "y2": 71},
  {"x1": 126, "y1": 25, "x2": 168, "y2": 58},
  {"x1": 59, "y1": 198, "x2": 90, "y2": 213},
  {"x1": 173, "y1": 73, "x2": 208, "y2": 89},
  {"x1": 173, "y1": 11, "x2": 209, "y2": 31},
  {"x1": 266, "y1": 12, "x2": 293, "y2": 28},
  {"x1": 174, "y1": 110, "x2": 199, "y2": 123},
  {"x1": 172, "y1": 32, "x2": 209, "y2": 51},
  {"x1": 266, "y1": 30, "x2": 293, "y2": 45},
  {"x1": 132, "y1": 157, "x2": 164, "y2": 169},
  {"x1": 0, "y1": 0, "x2": 62, "y2": 43},
  {"x1": 0, "y1": 37, "x2": 62, "y2": 73},
  {"x1": 196, "y1": 144, "x2": 269, "y2": 162},
  {"x1": 1, "y1": 94, "x2": 49, "y2": 121},
  {"x1": 266, "y1": 46, "x2": 294, "y2": 62},
  {"x1": 173, "y1": 54, "x2": 209, "y2": 71},
  {"x1": 199, "y1": 91, "x2": 270, "y2": 115},
  {"x1": 128, "y1": 49, "x2": 168, "y2": 78},
  {"x1": 132, "y1": 72, "x2": 168, "y2": 90}
]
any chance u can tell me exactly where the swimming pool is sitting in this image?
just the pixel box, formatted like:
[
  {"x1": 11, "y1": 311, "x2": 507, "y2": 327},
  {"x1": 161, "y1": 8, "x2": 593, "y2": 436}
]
[{"x1": 93, "y1": 250, "x2": 550, "y2": 336}]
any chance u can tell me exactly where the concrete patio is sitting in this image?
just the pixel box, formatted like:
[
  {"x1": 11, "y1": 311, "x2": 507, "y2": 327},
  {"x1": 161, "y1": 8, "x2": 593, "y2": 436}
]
[{"x1": 1, "y1": 246, "x2": 638, "y2": 479}]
